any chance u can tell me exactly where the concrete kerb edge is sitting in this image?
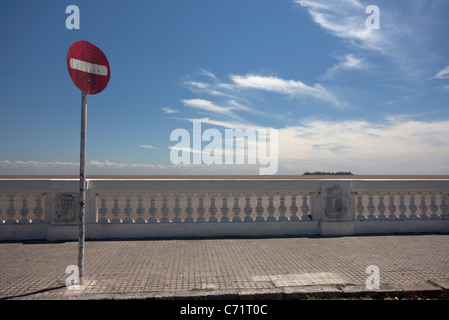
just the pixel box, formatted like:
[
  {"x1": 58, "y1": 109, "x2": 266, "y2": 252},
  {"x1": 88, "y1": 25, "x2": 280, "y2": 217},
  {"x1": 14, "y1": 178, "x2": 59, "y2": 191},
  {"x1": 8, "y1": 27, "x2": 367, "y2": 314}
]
[{"x1": 44, "y1": 282, "x2": 449, "y2": 300}]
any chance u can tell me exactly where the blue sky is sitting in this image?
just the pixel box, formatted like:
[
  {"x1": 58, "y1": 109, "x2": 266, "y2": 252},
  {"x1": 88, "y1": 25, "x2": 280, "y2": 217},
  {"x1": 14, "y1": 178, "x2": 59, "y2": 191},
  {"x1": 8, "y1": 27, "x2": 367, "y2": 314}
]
[{"x1": 1, "y1": 0, "x2": 449, "y2": 175}]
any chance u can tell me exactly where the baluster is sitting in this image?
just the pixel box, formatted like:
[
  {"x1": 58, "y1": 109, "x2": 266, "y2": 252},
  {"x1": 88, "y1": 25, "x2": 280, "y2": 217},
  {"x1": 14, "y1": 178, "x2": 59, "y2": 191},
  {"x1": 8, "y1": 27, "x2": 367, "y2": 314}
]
[
  {"x1": 110, "y1": 196, "x2": 122, "y2": 224},
  {"x1": 243, "y1": 192, "x2": 253, "y2": 222},
  {"x1": 0, "y1": 196, "x2": 4, "y2": 224},
  {"x1": 32, "y1": 194, "x2": 44, "y2": 223},
  {"x1": 398, "y1": 193, "x2": 407, "y2": 219},
  {"x1": 208, "y1": 193, "x2": 218, "y2": 222},
  {"x1": 429, "y1": 193, "x2": 439, "y2": 219},
  {"x1": 377, "y1": 192, "x2": 387, "y2": 219},
  {"x1": 31, "y1": 194, "x2": 45, "y2": 223},
  {"x1": 440, "y1": 193, "x2": 448, "y2": 219},
  {"x1": 367, "y1": 193, "x2": 376, "y2": 219},
  {"x1": 289, "y1": 192, "x2": 299, "y2": 221},
  {"x1": 232, "y1": 193, "x2": 241, "y2": 222},
  {"x1": 255, "y1": 193, "x2": 265, "y2": 222},
  {"x1": 356, "y1": 192, "x2": 365, "y2": 220},
  {"x1": 408, "y1": 193, "x2": 418, "y2": 219},
  {"x1": 300, "y1": 193, "x2": 310, "y2": 220},
  {"x1": 98, "y1": 196, "x2": 109, "y2": 223},
  {"x1": 148, "y1": 194, "x2": 158, "y2": 223},
  {"x1": 18, "y1": 195, "x2": 31, "y2": 224},
  {"x1": 277, "y1": 192, "x2": 288, "y2": 221},
  {"x1": 135, "y1": 196, "x2": 146, "y2": 224},
  {"x1": 123, "y1": 196, "x2": 134, "y2": 223},
  {"x1": 387, "y1": 192, "x2": 397, "y2": 220},
  {"x1": 418, "y1": 193, "x2": 429, "y2": 219},
  {"x1": 196, "y1": 193, "x2": 206, "y2": 223},
  {"x1": 220, "y1": 193, "x2": 230, "y2": 222},
  {"x1": 184, "y1": 193, "x2": 194, "y2": 223},
  {"x1": 6, "y1": 195, "x2": 17, "y2": 224},
  {"x1": 266, "y1": 192, "x2": 276, "y2": 222},
  {"x1": 160, "y1": 193, "x2": 170, "y2": 223},
  {"x1": 172, "y1": 193, "x2": 182, "y2": 223}
]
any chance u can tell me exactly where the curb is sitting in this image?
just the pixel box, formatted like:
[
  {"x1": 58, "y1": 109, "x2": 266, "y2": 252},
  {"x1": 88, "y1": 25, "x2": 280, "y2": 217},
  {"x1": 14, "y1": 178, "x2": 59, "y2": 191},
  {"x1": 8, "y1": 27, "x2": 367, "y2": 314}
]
[{"x1": 54, "y1": 281, "x2": 449, "y2": 300}]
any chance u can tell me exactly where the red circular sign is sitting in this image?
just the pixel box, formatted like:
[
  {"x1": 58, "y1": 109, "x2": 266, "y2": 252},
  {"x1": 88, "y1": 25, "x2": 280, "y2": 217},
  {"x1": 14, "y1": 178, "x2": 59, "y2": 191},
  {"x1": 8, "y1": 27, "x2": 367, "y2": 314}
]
[{"x1": 67, "y1": 40, "x2": 111, "y2": 95}]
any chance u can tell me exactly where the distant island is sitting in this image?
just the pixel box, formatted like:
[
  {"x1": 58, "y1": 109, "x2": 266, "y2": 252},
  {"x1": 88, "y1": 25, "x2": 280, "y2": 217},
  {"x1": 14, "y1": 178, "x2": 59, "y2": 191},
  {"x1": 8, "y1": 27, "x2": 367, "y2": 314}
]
[{"x1": 303, "y1": 171, "x2": 354, "y2": 175}]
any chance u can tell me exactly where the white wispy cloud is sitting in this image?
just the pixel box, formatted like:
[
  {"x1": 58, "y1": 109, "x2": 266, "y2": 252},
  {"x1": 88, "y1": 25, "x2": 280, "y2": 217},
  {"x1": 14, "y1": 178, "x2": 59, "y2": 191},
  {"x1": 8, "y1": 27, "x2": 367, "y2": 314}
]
[
  {"x1": 181, "y1": 99, "x2": 243, "y2": 120},
  {"x1": 437, "y1": 84, "x2": 449, "y2": 92},
  {"x1": 321, "y1": 54, "x2": 367, "y2": 79},
  {"x1": 140, "y1": 144, "x2": 159, "y2": 149},
  {"x1": 197, "y1": 68, "x2": 219, "y2": 81},
  {"x1": 161, "y1": 107, "x2": 179, "y2": 114},
  {"x1": 184, "y1": 71, "x2": 344, "y2": 108},
  {"x1": 294, "y1": 0, "x2": 385, "y2": 53},
  {"x1": 187, "y1": 117, "x2": 264, "y2": 130},
  {"x1": 294, "y1": 0, "x2": 444, "y2": 80},
  {"x1": 230, "y1": 74, "x2": 344, "y2": 107},
  {"x1": 433, "y1": 65, "x2": 449, "y2": 79}
]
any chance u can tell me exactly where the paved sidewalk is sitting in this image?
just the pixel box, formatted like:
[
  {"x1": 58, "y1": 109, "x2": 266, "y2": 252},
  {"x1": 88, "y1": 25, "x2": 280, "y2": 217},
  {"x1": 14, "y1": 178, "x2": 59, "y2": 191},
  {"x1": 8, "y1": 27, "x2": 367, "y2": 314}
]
[{"x1": 1, "y1": 234, "x2": 448, "y2": 300}]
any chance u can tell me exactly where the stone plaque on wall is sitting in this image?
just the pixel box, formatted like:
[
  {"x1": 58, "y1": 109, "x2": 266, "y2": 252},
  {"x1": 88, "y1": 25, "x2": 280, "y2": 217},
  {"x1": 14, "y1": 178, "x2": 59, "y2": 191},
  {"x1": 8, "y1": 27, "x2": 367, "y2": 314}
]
[
  {"x1": 322, "y1": 183, "x2": 354, "y2": 221},
  {"x1": 53, "y1": 193, "x2": 79, "y2": 224}
]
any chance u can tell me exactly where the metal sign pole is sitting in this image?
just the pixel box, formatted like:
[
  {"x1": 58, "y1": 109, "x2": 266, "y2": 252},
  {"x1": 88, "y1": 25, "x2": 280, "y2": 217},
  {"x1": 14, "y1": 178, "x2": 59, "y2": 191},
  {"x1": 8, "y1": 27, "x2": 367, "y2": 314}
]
[
  {"x1": 78, "y1": 90, "x2": 87, "y2": 286},
  {"x1": 68, "y1": 41, "x2": 109, "y2": 287}
]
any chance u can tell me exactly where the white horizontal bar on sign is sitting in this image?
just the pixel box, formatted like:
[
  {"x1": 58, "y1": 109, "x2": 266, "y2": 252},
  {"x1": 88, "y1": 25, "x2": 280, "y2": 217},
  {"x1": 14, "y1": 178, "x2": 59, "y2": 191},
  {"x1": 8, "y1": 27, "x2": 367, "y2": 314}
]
[{"x1": 69, "y1": 58, "x2": 108, "y2": 76}]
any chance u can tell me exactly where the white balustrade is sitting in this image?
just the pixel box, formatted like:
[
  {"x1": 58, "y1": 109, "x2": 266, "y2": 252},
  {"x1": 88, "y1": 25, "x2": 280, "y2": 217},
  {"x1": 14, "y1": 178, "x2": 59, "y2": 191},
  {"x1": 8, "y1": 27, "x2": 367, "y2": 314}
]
[
  {"x1": 353, "y1": 190, "x2": 448, "y2": 220},
  {"x1": 91, "y1": 191, "x2": 315, "y2": 224},
  {"x1": 0, "y1": 179, "x2": 448, "y2": 240},
  {"x1": 0, "y1": 193, "x2": 46, "y2": 225}
]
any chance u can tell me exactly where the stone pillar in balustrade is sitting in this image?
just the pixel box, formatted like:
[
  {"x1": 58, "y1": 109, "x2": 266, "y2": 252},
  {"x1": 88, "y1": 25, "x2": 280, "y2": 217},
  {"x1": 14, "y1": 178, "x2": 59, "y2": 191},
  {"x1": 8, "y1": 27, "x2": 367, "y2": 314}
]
[{"x1": 318, "y1": 180, "x2": 355, "y2": 236}]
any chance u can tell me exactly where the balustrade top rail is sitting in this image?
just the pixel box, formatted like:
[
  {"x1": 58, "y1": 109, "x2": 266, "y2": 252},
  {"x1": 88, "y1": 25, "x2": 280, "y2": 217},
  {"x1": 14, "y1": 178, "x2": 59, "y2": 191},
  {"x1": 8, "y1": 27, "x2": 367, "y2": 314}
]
[{"x1": 2, "y1": 178, "x2": 449, "y2": 192}]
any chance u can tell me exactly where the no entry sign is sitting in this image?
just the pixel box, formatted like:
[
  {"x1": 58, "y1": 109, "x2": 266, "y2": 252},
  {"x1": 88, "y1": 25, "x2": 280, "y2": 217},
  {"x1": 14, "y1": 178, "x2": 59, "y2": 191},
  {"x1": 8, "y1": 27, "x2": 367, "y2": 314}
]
[
  {"x1": 67, "y1": 40, "x2": 110, "y2": 94},
  {"x1": 66, "y1": 40, "x2": 111, "y2": 286}
]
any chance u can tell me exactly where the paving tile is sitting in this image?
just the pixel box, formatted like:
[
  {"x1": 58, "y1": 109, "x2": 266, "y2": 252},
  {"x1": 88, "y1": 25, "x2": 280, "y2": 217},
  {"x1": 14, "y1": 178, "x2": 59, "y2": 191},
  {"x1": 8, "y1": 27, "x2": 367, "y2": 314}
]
[
  {"x1": 400, "y1": 283, "x2": 443, "y2": 294},
  {"x1": 428, "y1": 278, "x2": 449, "y2": 291}
]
